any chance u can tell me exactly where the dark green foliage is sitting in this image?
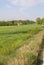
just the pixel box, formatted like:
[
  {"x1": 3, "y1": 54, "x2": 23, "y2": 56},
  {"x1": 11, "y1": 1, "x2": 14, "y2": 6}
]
[
  {"x1": 0, "y1": 63, "x2": 4, "y2": 65},
  {"x1": 36, "y1": 18, "x2": 42, "y2": 24},
  {"x1": 36, "y1": 17, "x2": 44, "y2": 24},
  {"x1": 0, "y1": 20, "x2": 35, "y2": 26},
  {"x1": 42, "y1": 18, "x2": 44, "y2": 24}
]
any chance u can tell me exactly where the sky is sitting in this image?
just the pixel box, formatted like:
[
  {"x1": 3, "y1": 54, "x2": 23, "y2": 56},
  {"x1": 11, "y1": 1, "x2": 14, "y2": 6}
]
[{"x1": 0, "y1": 0, "x2": 44, "y2": 21}]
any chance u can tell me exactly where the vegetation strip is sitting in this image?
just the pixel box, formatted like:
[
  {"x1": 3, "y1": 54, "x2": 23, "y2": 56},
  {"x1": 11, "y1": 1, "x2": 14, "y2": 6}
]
[
  {"x1": 36, "y1": 35, "x2": 44, "y2": 65},
  {"x1": 5, "y1": 31, "x2": 43, "y2": 65}
]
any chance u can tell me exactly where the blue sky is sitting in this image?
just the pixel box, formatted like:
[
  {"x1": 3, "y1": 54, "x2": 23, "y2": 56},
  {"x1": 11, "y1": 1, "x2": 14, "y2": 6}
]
[{"x1": 0, "y1": 0, "x2": 44, "y2": 20}]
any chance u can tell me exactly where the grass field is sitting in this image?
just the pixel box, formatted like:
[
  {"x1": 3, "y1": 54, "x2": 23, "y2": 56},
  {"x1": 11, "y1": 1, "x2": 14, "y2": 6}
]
[{"x1": 0, "y1": 24, "x2": 43, "y2": 65}]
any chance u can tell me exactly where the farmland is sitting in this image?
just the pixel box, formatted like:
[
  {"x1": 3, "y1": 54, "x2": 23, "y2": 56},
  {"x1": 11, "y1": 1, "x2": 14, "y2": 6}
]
[{"x1": 0, "y1": 24, "x2": 43, "y2": 65}]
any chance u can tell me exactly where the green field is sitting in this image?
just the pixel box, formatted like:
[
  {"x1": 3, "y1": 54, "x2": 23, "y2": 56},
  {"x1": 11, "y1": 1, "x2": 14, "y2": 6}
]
[{"x1": 0, "y1": 24, "x2": 43, "y2": 65}]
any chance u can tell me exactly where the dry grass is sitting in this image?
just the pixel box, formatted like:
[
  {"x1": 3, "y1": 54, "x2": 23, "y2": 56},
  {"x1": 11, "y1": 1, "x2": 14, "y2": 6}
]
[{"x1": 6, "y1": 30, "x2": 44, "y2": 65}]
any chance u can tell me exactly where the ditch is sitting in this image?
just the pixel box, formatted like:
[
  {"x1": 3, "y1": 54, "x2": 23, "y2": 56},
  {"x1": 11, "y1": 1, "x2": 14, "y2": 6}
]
[{"x1": 36, "y1": 35, "x2": 44, "y2": 65}]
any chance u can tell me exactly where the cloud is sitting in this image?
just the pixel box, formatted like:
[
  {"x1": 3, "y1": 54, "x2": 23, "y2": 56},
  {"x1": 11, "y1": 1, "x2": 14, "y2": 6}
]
[
  {"x1": 8, "y1": 0, "x2": 44, "y2": 11},
  {"x1": 6, "y1": 4, "x2": 11, "y2": 8},
  {"x1": 8, "y1": 0, "x2": 44, "y2": 6}
]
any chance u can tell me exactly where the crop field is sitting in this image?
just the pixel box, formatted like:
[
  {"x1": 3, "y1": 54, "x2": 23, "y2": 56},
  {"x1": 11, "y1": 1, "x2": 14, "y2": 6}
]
[{"x1": 0, "y1": 24, "x2": 43, "y2": 65}]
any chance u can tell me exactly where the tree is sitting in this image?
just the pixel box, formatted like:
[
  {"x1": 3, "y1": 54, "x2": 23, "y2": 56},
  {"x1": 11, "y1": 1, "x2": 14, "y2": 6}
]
[
  {"x1": 41, "y1": 18, "x2": 44, "y2": 24},
  {"x1": 12, "y1": 20, "x2": 15, "y2": 25},
  {"x1": 36, "y1": 18, "x2": 42, "y2": 24}
]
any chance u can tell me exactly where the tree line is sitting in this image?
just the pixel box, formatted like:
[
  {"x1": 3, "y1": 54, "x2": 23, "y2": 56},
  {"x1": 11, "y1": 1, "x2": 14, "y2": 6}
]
[
  {"x1": 0, "y1": 20, "x2": 35, "y2": 26},
  {"x1": 0, "y1": 18, "x2": 44, "y2": 26}
]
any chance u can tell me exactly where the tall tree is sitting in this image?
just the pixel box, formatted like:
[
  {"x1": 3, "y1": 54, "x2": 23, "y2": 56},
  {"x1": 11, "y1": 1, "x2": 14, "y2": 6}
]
[
  {"x1": 36, "y1": 18, "x2": 42, "y2": 24},
  {"x1": 42, "y1": 18, "x2": 44, "y2": 24}
]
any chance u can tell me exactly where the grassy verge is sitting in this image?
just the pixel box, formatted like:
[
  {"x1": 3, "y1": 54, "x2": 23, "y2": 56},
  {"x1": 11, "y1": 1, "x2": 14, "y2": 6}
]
[{"x1": 5, "y1": 31, "x2": 43, "y2": 65}]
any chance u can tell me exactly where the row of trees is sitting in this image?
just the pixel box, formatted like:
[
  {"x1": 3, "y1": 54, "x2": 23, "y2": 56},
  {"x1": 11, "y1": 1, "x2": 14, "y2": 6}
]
[
  {"x1": 0, "y1": 18, "x2": 44, "y2": 26},
  {"x1": 0, "y1": 20, "x2": 35, "y2": 26}
]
